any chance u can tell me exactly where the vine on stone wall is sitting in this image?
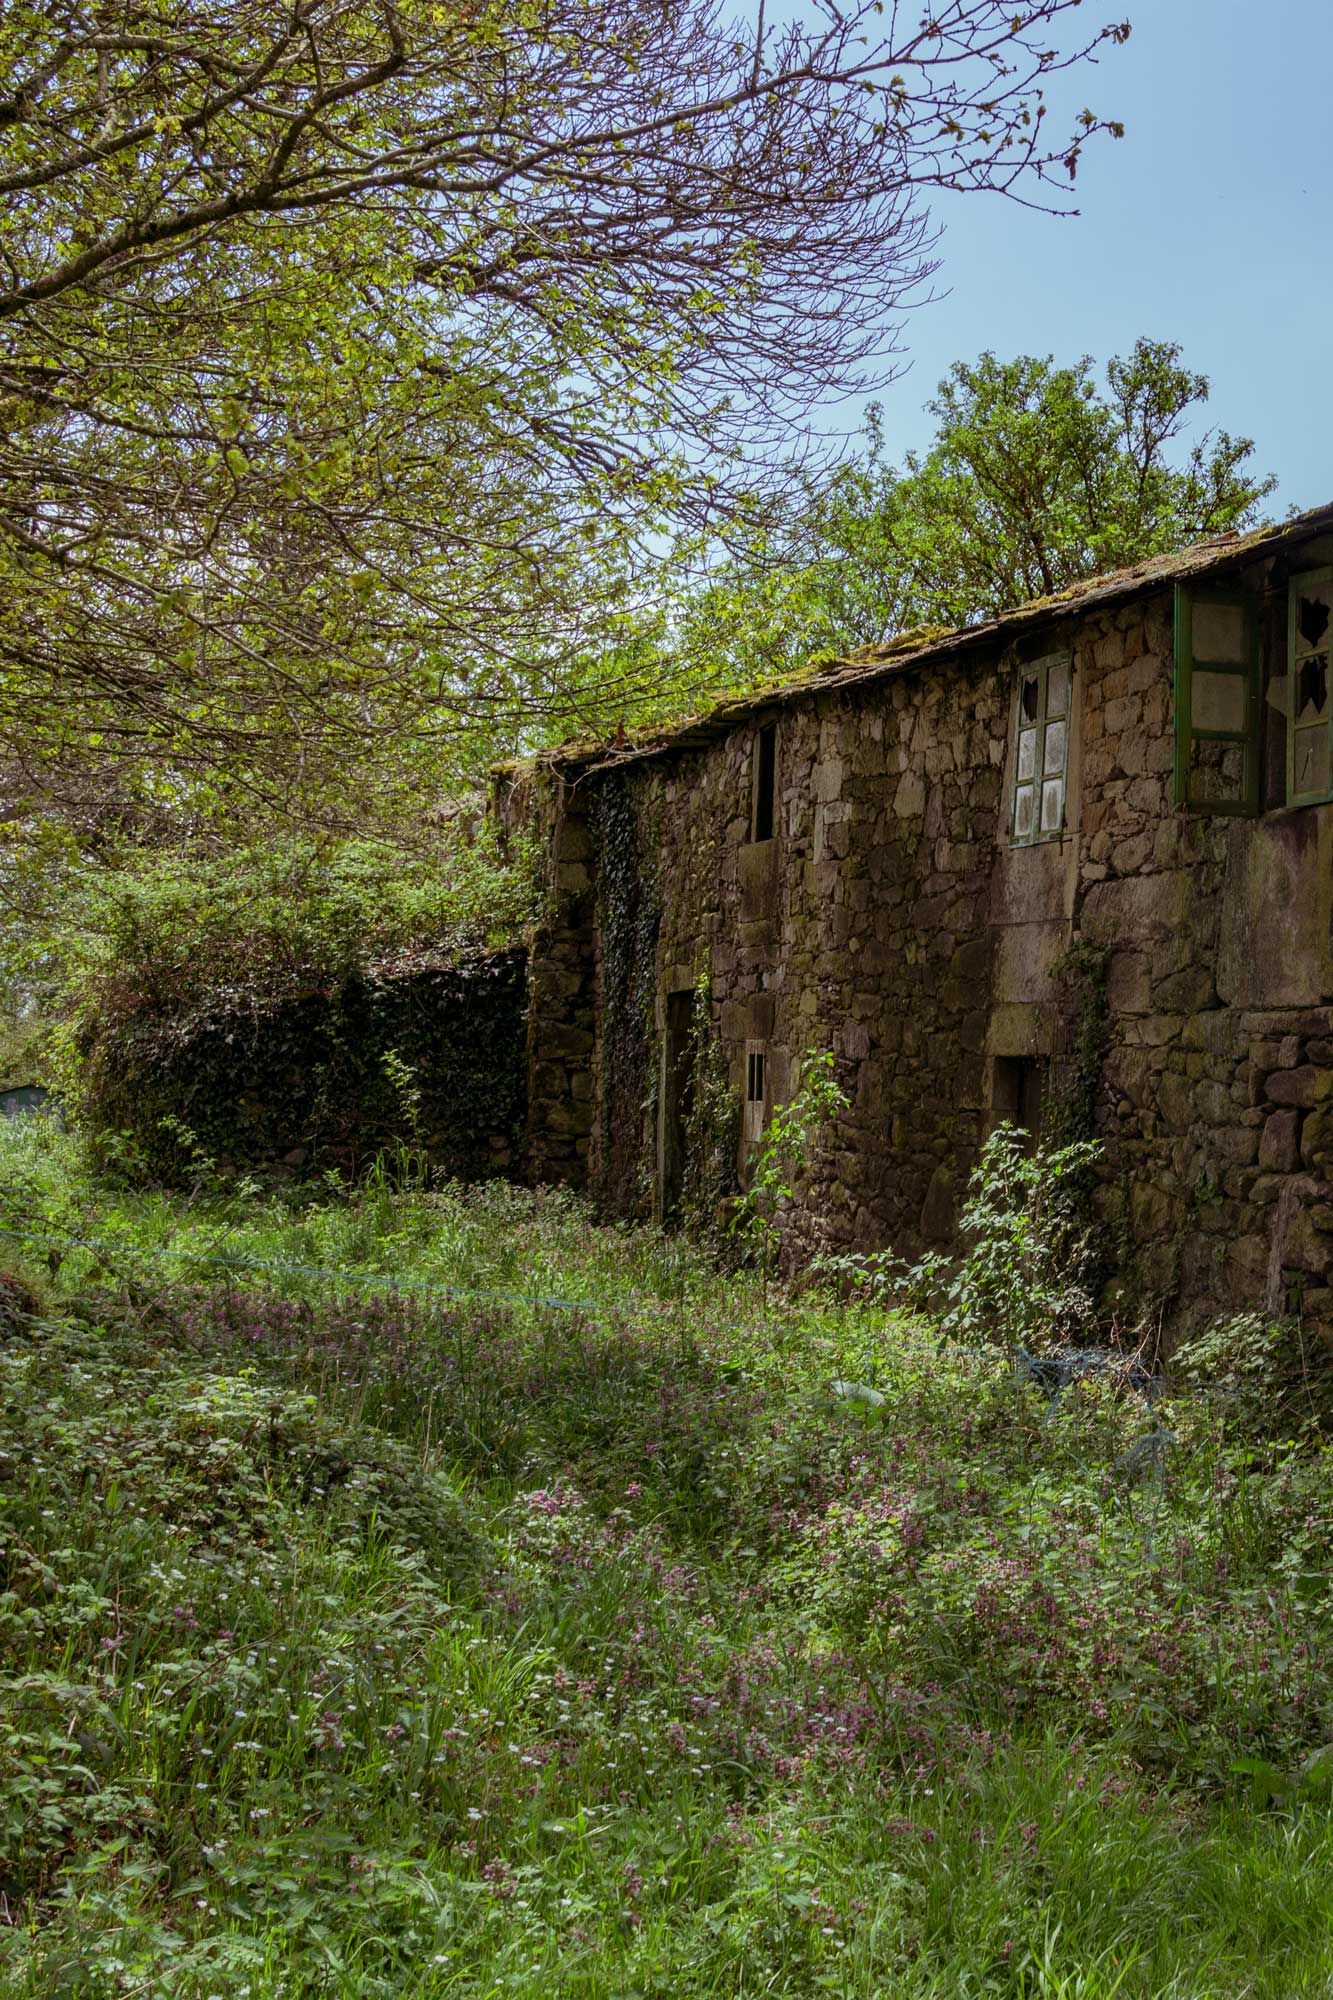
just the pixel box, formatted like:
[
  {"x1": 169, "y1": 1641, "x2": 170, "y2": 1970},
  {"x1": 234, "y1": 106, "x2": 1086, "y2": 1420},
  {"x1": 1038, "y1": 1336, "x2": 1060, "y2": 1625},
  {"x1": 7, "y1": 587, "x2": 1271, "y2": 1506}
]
[
  {"x1": 591, "y1": 774, "x2": 661, "y2": 1218},
  {"x1": 78, "y1": 953, "x2": 528, "y2": 1185},
  {"x1": 1049, "y1": 939, "x2": 1112, "y2": 1148}
]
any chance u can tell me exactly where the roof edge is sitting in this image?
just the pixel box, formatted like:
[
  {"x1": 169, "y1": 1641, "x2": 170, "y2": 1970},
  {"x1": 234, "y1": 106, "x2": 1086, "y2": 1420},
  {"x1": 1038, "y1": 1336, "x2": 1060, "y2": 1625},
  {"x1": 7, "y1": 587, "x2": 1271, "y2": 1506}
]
[{"x1": 534, "y1": 501, "x2": 1333, "y2": 783}]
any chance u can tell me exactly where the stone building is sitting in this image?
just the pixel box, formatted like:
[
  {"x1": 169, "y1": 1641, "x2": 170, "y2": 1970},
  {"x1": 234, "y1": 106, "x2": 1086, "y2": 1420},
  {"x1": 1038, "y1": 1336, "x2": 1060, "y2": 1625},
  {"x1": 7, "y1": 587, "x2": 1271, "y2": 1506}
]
[{"x1": 514, "y1": 501, "x2": 1333, "y2": 1331}]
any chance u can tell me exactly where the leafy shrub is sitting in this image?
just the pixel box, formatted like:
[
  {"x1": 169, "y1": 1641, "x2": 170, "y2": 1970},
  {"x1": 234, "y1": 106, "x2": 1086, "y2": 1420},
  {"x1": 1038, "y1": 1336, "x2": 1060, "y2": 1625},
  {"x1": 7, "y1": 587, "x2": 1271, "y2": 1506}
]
[
  {"x1": 31, "y1": 831, "x2": 539, "y2": 1182},
  {"x1": 731, "y1": 1048, "x2": 848, "y2": 1290},
  {"x1": 1171, "y1": 1309, "x2": 1333, "y2": 1443},
  {"x1": 817, "y1": 1125, "x2": 1102, "y2": 1347}
]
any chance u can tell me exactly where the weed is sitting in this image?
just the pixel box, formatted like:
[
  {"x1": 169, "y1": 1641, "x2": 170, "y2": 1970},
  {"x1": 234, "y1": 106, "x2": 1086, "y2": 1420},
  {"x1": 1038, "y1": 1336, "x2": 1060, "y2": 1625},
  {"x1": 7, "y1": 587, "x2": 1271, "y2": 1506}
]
[{"x1": 1, "y1": 1122, "x2": 1332, "y2": 1995}]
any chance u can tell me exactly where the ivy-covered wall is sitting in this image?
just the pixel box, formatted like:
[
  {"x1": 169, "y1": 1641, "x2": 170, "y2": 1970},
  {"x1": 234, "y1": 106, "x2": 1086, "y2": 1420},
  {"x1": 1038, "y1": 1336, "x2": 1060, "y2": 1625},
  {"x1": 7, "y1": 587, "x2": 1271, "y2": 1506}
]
[
  {"x1": 589, "y1": 774, "x2": 661, "y2": 1219},
  {"x1": 79, "y1": 950, "x2": 528, "y2": 1184}
]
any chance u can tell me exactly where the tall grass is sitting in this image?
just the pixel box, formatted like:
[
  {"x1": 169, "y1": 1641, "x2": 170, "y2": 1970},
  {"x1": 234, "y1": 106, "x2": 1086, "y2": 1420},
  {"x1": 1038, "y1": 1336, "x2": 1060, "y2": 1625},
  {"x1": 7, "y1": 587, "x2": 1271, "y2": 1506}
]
[{"x1": 1, "y1": 1121, "x2": 1332, "y2": 1995}]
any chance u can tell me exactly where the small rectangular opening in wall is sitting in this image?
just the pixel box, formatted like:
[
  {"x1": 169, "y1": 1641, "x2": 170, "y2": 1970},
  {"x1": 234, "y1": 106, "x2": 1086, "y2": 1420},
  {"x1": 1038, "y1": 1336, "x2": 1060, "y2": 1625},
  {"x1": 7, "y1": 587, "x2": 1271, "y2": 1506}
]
[
  {"x1": 745, "y1": 1042, "x2": 767, "y2": 1143},
  {"x1": 752, "y1": 723, "x2": 777, "y2": 842},
  {"x1": 992, "y1": 1054, "x2": 1045, "y2": 1155}
]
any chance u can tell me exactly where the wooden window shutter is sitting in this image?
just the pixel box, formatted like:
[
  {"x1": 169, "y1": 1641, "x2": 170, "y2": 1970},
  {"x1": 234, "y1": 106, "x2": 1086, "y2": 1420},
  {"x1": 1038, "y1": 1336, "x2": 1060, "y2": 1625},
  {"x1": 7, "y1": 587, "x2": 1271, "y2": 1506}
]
[{"x1": 1174, "y1": 582, "x2": 1260, "y2": 815}]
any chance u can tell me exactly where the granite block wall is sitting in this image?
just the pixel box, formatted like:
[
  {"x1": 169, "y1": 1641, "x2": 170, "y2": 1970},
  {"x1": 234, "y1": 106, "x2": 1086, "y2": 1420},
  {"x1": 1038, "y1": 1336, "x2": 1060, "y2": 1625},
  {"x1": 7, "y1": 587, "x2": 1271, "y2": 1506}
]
[{"x1": 526, "y1": 538, "x2": 1333, "y2": 1337}]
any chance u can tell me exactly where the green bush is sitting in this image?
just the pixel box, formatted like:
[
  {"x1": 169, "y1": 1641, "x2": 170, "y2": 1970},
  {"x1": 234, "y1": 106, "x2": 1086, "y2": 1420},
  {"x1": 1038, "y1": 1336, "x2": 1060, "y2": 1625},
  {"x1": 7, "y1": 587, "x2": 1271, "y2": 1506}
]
[{"x1": 31, "y1": 832, "x2": 539, "y2": 1182}]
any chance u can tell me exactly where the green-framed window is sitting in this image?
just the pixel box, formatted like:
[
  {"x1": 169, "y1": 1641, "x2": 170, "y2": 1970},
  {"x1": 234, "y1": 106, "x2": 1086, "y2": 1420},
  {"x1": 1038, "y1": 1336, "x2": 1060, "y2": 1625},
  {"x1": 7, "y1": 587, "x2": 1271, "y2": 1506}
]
[
  {"x1": 1010, "y1": 654, "x2": 1071, "y2": 844},
  {"x1": 1288, "y1": 568, "x2": 1333, "y2": 806},
  {"x1": 1173, "y1": 584, "x2": 1259, "y2": 814}
]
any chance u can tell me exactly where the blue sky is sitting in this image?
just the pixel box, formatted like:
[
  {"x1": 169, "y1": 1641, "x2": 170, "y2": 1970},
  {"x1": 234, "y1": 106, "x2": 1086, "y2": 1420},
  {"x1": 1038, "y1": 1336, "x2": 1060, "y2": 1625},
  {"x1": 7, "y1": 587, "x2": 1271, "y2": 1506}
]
[{"x1": 853, "y1": 0, "x2": 1332, "y2": 513}]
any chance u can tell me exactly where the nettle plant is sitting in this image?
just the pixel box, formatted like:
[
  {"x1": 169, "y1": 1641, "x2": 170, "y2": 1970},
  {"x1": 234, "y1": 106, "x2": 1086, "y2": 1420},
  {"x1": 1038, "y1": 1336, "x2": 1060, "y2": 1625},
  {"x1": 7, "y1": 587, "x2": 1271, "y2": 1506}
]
[
  {"x1": 818, "y1": 1125, "x2": 1101, "y2": 1348},
  {"x1": 731, "y1": 1048, "x2": 848, "y2": 1295}
]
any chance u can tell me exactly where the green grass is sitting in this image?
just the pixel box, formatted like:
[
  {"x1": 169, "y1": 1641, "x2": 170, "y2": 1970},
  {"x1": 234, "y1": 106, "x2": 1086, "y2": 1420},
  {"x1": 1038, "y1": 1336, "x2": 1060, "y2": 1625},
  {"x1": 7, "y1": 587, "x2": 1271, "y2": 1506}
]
[{"x1": 2, "y1": 1120, "x2": 1333, "y2": 1996}]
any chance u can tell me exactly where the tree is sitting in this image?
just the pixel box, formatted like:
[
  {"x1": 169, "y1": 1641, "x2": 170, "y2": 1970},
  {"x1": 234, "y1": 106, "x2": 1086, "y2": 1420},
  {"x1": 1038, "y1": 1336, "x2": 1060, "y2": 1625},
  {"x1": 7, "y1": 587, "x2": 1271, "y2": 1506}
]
[
  {"x1": 666, "y1": 338, "x2": 1277, "y2": 695},
  {"x1": 0, "y1": 0, "x2": 1129, "y2": 832}
]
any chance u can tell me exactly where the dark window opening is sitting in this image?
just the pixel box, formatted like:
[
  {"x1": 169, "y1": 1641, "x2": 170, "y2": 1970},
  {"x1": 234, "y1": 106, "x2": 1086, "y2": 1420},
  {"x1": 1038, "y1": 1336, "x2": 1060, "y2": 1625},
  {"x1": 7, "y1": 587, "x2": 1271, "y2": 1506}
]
[
  {"x1": 747, "y1": 1049, "x2": 766, "y2": 1104},
  {"x1": 1021, "y1": 675, "x2": 1041, "y2": 723},
  {"x1": 752, "y1": 723, "x2": 777, "y2": 842},
  {"x1": 992, "y1": 1055, "x2": 1045, "y2": 1156},
  {"x1": 744, "y1": 1043, "x2": 768, "y2": 1143},
  {"x1": 1299, "y1": 595, "x2": 1330, "y2": 652}
]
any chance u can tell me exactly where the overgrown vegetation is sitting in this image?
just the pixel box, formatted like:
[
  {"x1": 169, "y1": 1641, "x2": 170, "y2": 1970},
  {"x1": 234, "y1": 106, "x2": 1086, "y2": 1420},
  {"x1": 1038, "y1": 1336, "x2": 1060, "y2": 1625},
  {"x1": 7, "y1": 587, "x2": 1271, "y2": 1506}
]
[
  {"x1": 11, "y1": 831, "x2": 537, "y2": 1028},
  {"x1": 651, "y1": 340, "x2": 1277, "y2": 700},
  {"x1": 591, "y1": 779, "x2": 661, "y2": 1219},
  {"x1": 732, "y1": 1048, "x2": 848, "y2": 1294},
  {"x1": 4, "y1": 833, "x2": 539, "y2": 1184},
  {"x1": 3, "y1": 1118, "x2": 1333, "y2": 1997},
  {"x1": 0, "y1": 2, "x2": 1129, "y2": 839},
  {"x1": 819, "y1": 1127, "x2": 1103, "y2": 1349}
]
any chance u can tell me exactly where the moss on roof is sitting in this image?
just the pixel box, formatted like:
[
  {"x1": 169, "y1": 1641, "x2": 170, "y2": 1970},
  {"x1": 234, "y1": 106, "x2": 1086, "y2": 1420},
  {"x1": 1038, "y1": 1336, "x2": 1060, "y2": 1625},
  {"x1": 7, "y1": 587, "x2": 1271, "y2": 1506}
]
[{"x1": 536, "y1": 501, "x2": 1333, "y2": 781}]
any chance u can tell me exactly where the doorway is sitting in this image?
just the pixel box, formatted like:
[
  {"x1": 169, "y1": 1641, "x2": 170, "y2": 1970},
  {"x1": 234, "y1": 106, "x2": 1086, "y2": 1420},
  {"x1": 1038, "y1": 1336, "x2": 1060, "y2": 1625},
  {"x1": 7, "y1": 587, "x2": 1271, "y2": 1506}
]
[{"x1": 660, "y1": 990, "x2": 696, "y2": 1223}]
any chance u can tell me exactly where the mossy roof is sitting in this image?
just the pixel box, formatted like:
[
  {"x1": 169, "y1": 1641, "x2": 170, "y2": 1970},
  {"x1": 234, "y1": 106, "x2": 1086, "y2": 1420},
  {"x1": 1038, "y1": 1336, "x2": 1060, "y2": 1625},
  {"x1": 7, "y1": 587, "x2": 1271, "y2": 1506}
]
[{"x1": 542, "y1": 500, "x2": 1333, "y2": 779}]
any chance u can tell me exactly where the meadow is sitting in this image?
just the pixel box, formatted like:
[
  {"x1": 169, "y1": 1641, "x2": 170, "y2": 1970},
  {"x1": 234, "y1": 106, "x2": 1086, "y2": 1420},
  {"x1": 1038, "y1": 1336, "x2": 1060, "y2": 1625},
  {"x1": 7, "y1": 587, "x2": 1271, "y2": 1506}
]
[{"x1": 1, "y1": 1118, "x2": 1333, "y2": 1998}]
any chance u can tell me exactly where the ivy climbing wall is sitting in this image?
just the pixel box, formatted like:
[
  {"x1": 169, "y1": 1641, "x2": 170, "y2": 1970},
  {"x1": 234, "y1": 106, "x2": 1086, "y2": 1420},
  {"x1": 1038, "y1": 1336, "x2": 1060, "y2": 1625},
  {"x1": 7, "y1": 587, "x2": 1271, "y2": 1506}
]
[{"x1": 79, "y1": 952, "x2": 529, "y2": 1185}]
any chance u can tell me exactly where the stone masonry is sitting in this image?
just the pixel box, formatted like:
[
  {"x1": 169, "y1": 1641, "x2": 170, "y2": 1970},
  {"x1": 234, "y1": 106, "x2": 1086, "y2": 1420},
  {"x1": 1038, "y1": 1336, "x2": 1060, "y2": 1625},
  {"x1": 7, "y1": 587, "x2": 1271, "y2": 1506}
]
[{"x1": 520, "y1": 503, "x2": 1333, "y2": 1338}]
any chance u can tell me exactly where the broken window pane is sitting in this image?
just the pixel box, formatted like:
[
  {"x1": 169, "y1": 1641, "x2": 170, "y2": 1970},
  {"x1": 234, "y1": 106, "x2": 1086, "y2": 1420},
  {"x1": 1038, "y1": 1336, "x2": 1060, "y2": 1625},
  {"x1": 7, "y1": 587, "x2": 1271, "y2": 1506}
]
[
  {"x1": 1190, "y1": 669, "x2": 1248, "y2": 735},
  {"x1": 1297, "y1": 653, "x2": 1329, "y2": 721},
  {"x1": 1192, "y1": 600, "x2": 1248, "y2": 663},
  {"x1": 1284, "y1": 572, "x2": 1333, "y2": 806},
  {"x1": 1011, "y1": 655, "x2": 1071, "y2": 844},
  {"x1": 1297, "y1": 592, "x2": 1331, "y2": 655}
]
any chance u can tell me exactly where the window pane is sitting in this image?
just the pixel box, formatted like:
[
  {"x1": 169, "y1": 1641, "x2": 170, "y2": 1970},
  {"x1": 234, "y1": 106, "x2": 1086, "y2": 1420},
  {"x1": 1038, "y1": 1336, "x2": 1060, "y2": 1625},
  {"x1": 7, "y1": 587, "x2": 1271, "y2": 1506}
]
[
  {"x1": 1013, "y1": 785, "x2": 1035, "y2": 838},
  {"x1": 1046, "y1": 659, "x2": 1070, "y2": 718},
  {"x1": 1017, "y1": 727, "x2": 1037, "y2": 780},
  {"x1": 1043, "y1": 717, "x2": 1067, "y2": 776},
  {"x1": 1191, "y1": 669, "x2": 1247, "y2": 735},
  {"x1": 1040, "y1": 778, "x2": 1064, "y2": 834},
  {"x1": 1293, "y1": 726, "x2": 1331, "y2": 799},
  {"x1": 1193, "y1": 601, "x2": 1247, "y2": 663},
  {"x1": 1020, "y1": 676, "x2": 1040, "y2": 723}
]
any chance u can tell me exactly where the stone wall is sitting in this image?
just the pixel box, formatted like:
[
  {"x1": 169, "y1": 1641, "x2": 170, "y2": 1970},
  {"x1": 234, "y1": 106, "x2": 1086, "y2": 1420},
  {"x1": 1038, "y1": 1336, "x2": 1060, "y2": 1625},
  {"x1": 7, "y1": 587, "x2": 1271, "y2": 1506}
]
[
  {"x1": 1077, "y1": 569, "x2": 1333, "y2": 1327},
  {"x1": 83, "y1": 951, "x2": 529, "y2": 1186},
  {"x1": 557, "y1": 641, "x2": 1021, "y2": 1259},
  {"x1": 522, "y1": 774, "x2": 598, "y2": 1187},
  {"x1": 526, "y1": 535, "x2": 1333, "y2": 1336}
]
